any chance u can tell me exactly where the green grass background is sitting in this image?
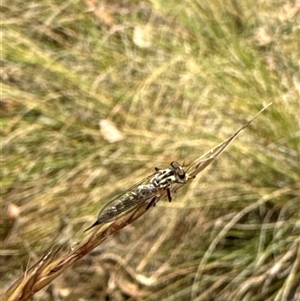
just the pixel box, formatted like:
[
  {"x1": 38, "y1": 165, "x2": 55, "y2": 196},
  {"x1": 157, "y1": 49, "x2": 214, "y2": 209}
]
[{"x1": 1, "y1": 0, "x2": 299, "y2": 300}]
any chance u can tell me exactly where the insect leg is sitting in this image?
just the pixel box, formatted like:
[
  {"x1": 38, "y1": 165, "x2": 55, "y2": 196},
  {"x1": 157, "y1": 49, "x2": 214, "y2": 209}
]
[
  {"x1": 146, "y1": 196, "x2": 157, "y2": 210},
  {"x1": 167, "y1": 188, "x2": 173, "y2": 202}
]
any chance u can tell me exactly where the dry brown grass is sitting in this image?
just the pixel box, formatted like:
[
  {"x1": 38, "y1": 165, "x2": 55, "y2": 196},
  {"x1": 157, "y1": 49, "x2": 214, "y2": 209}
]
[
  {"x1": 2, "y1": 106, "x2": 271, "y2": 300},
  {"x1": 2, "y1": 0, "x2": 299, "y2": 300}
]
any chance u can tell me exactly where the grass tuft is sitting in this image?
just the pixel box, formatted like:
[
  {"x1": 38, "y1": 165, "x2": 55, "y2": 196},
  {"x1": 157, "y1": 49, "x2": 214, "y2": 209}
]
[{"x1": 2, "y1": 0, "x2": 299, "y2": 300}]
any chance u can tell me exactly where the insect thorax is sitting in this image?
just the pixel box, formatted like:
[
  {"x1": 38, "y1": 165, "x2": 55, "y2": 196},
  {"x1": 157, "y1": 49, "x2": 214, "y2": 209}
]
[
  {"x1": 150, "y1": 162, "x2": 187, "y2": 189},
  {"x1": 134, "y1": 184, "x2": 156, "y2": 198}
]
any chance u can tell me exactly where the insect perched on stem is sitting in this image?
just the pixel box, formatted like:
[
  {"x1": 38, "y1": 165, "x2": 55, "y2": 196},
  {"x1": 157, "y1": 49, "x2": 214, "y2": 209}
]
[
  {"x1": 85, "y1": 103, "x2": 273, "y2": 232},
  {"x1": 85, "y1": 161, "x2": 192, "y2": 231}
]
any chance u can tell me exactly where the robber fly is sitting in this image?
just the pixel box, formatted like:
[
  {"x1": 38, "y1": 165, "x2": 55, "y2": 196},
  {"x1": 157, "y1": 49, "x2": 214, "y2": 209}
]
[{"x1": 85, "y1": 161, "x2": 191, "y2": 231}]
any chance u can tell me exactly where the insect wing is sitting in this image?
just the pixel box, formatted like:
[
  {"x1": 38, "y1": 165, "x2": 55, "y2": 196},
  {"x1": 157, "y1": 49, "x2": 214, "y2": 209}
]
[{"x1": 96, "y1": 174, "x2": 157, "y2": 223}]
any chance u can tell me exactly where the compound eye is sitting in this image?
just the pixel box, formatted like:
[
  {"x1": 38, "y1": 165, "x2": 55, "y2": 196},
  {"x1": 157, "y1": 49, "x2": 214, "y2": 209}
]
[
  {"x1": 177, "y1": 168, "x2": 186, "y2": 180},
  {"x1": 171, "y1": 161, "x2": 186, "y2": 180},
  {"x1": 171, "y1": 161, "x2": 179, "y2": 169}
]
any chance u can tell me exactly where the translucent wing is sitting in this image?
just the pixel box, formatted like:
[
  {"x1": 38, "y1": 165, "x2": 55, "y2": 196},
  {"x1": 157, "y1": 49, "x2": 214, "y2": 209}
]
[
  {"x1": 97, "y1": 184, "x2": 158, "y2": 222},
  {"x1": 85, "y1": 172, "x2": 158, "y2": 231}
]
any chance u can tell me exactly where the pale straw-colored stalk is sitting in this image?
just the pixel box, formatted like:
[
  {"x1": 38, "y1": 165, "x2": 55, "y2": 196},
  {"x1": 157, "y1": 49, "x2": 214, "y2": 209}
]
[{"x1": 2, "y1": 103, "x2": 272, "y2": 301}]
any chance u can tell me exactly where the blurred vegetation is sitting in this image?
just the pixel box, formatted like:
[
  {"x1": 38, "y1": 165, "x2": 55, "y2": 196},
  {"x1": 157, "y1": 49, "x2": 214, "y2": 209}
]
[{"x1": 1, "y1": 0, "x2": 299, "y2": 300}]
